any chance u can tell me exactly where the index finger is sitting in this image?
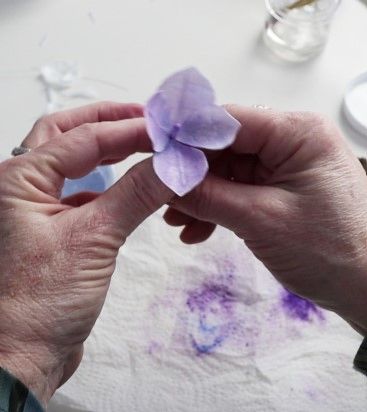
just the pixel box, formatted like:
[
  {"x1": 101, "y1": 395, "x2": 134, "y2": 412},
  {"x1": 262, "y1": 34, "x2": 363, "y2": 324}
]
[
  {"x1": 22, "y1": 101, "x2": 143, "y2": 148},
  {"x1": 17, "y1": 118, "x2": 152, "y2": 198}
]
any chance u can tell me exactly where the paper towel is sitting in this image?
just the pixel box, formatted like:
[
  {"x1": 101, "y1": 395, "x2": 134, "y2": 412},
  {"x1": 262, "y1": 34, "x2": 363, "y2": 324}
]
[{"x1": 53, "y1": 209, "x2": 367, "y2": 412}]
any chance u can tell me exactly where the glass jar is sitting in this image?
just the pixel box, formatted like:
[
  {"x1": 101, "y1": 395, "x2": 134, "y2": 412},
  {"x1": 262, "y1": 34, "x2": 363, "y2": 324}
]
[{"x1": 263, "y1": 0, "x2": 341, "y2": 62}]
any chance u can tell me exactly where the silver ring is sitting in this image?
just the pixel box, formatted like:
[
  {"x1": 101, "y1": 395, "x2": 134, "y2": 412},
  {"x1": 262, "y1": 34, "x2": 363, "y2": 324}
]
[{"x1": 11, "y1": 146, "x2": 31, "y2": 157}]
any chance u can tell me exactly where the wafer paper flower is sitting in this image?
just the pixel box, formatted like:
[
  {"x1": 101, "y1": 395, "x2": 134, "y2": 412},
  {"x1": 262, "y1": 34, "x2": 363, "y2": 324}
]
[{"x1": 145, "y1": 68, "x2": 241, "y2": 196}]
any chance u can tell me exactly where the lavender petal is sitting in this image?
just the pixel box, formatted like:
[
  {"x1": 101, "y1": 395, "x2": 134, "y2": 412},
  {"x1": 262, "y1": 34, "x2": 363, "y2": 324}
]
[
  {"x1": 153, "y1": 140, "x2": 209, "y2": 196},
  {"x1": 159, "y1": 67, "x2": 215, "y2": 125},
  {"x1": 145, "y1": 92, "x2": 171, "y2": 152},
  {"x1": 176, "y1": 105, "x2": 241, "y2": 150}
]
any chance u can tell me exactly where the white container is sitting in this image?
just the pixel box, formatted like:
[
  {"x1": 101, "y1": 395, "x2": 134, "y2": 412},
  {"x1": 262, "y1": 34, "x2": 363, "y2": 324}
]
[{"x1": 343, "y1": 71, "x2": 367, "y2": 138}]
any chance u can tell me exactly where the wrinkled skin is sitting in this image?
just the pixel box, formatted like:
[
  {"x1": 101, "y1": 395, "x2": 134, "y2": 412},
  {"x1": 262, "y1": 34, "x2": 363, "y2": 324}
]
[
  {"x1": 0, "y1": 102, "x2": 173, "y2": 407},
  {"x1": 1, "y1": 102, "x2": 367, "y2": 407},
  {"x1": 165, "y1": 106, "x2": 367, "y2": 336}
]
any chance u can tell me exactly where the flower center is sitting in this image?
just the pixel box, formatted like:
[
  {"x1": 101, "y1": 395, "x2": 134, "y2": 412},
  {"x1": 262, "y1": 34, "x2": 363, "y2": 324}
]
[{"x1": 169, "y1": 123, "x2": 181, "y2": 140}]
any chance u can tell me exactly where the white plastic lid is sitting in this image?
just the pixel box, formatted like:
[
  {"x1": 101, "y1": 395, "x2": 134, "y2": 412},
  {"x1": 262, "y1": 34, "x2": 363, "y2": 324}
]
[{"x1": 343, "y1": 71, "x2": 367, "y2": 137}]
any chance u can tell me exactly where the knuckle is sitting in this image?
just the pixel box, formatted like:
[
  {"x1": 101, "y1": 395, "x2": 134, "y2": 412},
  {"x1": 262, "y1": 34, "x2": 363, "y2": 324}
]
[
  {"x1": 95, "y1": 101, "x2": 119, "y2": 118},
  {"x1": 263, "y1": 112, "x2": 279, "y2": 134},
  {"x1": 284, "y1": 111, "x2": 329, "y2": 133},
  {"x1": 278, "y1": 111, "x2": 341, "y2": 152},
  {"x1": 28, "y1": 115, "x2": 61, "y2": 145},
  {"x1": 190, "y1": 182, "x2": 213, "y2": 221},
  {"x1": 276, "y1": 112, "x2": 302, "y2": 136},
  {"x1": 33, "y1": 114, "x2": 56, "y2": 131},
  {"x1": 303, "y1": 112, "x2": 342, "y2": 152},
  {"x1": 124, "y1": 165, "x2": 159, "y2": 213},
  {"x1": 99, "y1": 100, "x2": 115, "y2": 108},
  {"x1": 313, "y1": 114, "x2": 336, "y2": 136},
  {"x1": 307, "y1": 111, "x2": 328, "y2": 124},
  {"x1": 71, "y1": 123, "x2": 103, "y2": 158},
  {"x1": 301, "y1": 112, "x2": 333, "y2": 134},
  {"x1": 75, "y1": 122, "x2": 95, "y2": 136}
]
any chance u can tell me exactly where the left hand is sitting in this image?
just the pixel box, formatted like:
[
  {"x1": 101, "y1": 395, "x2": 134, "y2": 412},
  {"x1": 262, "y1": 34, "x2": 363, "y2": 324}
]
[{"x1": 0, "y1": 102, "x2": 173, "y2": 407}]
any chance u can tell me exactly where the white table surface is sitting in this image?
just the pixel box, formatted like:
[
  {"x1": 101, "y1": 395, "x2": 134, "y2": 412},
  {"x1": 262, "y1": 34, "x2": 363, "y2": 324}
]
[
  {"x1": 1, "y1": 1, "x2": 367, "y2": 411},
  {"x1": 1, "y1": 0, "x2": 367, "y2": 160}
]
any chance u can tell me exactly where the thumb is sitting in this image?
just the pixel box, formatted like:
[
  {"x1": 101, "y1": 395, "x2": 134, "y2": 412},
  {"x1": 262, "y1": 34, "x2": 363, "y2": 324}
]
[
  {"x1": 88, "y1": 158, "x2": 174, "y2": 237},
  {"x1": 170, "y1": 173, "x2": 289, "y2": 237}
]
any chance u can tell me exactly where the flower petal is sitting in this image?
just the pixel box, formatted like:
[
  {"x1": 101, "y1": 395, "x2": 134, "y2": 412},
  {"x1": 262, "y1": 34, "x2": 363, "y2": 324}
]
[
  {"x1": 153, "y1": 140, "x2": 208, "y2": 197},
  {"x1": 145, "y1": 92, "x2": 171, "y2": 152},
  {"x1": 159, "y1": 67, "x2": 215, "y2": 125},
  {"x1": 176, "y1": 105, "x2": 241, "y2": 150}
]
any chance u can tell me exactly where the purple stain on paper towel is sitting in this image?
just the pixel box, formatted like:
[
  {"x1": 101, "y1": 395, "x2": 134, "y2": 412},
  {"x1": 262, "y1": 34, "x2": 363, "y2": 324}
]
[
  {"x1": 185, "y1": 262, "x2": 243, "y2": 355},
  {"x1": 146, "y1": 257, "x2": 256, "y2": 357},
  {"x1": 187, "y1": 283, "x2": 235, "y2": 314},
  {"x1": 281, "y1": 289, "x2": 324, "y2": 322},
  {"x1": 147, "y1": 341, "x2": 162, "y2": 355}
]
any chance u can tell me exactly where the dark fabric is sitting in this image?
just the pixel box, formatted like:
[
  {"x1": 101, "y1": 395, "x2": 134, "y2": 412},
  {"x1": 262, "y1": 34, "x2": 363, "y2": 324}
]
[
  {"x1": 354, "y1": 338, "x2": 367, "y2": 377},
  {"x1": 0, "y1": 369, "x2": 43, "y2": 412},
  {"x1": 358, "y1": 157, "x2": 367, "y2": 174},
  {"x1": 355, "y1": 158, "x2": 367, "y2": 373},
  {"x1": 355, "y1": 162, "x2": 367, "y2": 373},
  {"x1": 9, "y1": 379, "x2": 27, "y2": 412}
]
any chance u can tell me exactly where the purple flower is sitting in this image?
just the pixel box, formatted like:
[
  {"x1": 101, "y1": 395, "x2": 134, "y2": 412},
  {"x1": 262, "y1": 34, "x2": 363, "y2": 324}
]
[{"x1": 145, "y1": 68, "x2": 241, "y2": 196}]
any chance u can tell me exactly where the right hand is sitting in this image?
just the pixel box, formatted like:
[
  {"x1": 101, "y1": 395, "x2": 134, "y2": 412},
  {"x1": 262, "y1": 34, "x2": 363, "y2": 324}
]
[{"x1": 164, "y1": 106, "x2": 367, "y2": 335}]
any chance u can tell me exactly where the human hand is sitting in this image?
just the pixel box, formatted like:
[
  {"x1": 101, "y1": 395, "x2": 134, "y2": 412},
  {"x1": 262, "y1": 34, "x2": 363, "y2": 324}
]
[
  {"x1": 0, "y1": 102, "x2": 173, "y2": 407},
  {"x1": 164, "y1": 106, "x2": 367, "y2": 335}
]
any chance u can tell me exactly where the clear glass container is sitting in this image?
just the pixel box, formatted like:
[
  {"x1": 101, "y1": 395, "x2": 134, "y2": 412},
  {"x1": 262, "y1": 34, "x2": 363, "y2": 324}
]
[{"x1": 263, "y1": 0, "x2": 341, "y2": 62}]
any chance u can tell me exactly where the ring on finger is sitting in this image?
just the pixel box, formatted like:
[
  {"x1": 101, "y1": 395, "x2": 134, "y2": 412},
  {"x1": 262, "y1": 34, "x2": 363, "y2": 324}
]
[{"x1": 11, "y1": 146, "x2": 32, "y2": 157}]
